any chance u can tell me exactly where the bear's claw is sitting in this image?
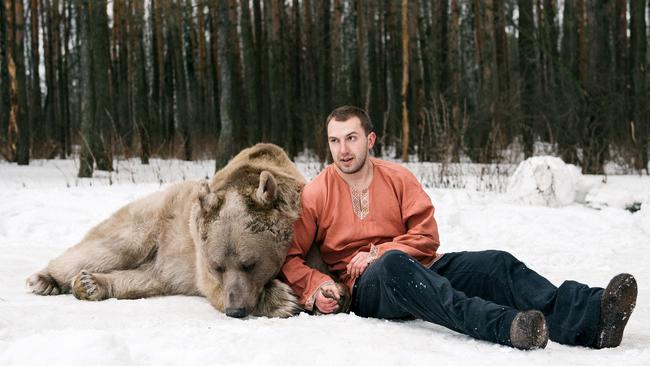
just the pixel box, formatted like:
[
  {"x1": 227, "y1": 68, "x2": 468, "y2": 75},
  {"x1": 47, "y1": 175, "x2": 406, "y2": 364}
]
[
  {"x1": 71, "y1": 271, "x2": 104, "y2": 301},
  {"x1": 26, "y1": 272, "x2": 61, "y2": 296}
]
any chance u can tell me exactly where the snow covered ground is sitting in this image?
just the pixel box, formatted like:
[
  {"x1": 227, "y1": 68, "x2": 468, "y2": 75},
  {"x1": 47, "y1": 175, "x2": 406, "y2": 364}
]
[{"x1": 1, "y1": 158, "x2": 649, "y2": 366}]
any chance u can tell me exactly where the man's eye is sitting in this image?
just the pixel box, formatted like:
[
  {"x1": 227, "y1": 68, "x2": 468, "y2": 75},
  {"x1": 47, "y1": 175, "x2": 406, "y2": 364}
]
[
  {"x1": 215, "y1": 266, "x2": 225, "y2": 273},
  {"x1": 241, "y1": 263, "x2": 256, "y2": 273}
]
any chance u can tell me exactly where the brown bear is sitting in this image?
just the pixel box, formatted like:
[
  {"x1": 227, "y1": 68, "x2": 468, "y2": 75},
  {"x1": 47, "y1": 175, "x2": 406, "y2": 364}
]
[{"x1": 26, "y1": 143, "x2": 305, "y2": 318}]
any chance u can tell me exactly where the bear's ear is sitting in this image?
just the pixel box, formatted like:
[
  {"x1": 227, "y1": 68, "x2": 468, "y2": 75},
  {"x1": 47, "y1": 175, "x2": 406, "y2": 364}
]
[
  {"x1": 197, "y1": 180, "x2": 220, "y2": 212},
  {"x1": 255, "y1": 171, "x2": 277, "y2": 205}
]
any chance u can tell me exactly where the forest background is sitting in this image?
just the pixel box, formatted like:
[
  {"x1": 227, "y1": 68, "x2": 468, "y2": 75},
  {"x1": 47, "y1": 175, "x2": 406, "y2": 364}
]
[{"x1": 1, "y1": 0, "x2": 648, "y2": 177}]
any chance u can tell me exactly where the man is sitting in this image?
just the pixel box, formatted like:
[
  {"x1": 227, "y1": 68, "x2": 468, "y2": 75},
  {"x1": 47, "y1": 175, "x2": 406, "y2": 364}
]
[{"x1": 281, "y1": 106, "x2": 637, "y2": 350}]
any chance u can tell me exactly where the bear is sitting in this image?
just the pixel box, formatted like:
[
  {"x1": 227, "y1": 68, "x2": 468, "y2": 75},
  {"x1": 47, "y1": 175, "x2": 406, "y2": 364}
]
[{"x1": 26, "y1": 143, "x2": 305, "y2": 318}]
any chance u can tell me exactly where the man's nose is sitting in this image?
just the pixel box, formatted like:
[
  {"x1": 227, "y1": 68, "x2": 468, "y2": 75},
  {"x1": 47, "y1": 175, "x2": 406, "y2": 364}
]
[{"x1": 340, "y1": 141, "x2": 350, "y2": 154}]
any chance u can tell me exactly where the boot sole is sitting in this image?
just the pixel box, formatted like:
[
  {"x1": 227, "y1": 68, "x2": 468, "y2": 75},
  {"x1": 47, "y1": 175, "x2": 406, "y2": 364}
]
[
  {"x1": 511, "y1": 310, "x2": 549, "y2": 350},
  {"x1": 596, "y1": 273, "x2": 637, "y2": 348}
]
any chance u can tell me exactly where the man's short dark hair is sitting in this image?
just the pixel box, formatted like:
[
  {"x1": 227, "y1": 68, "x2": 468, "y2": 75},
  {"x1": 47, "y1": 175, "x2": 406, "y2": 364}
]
[{"x1": 325, "y1": 106, "x2": 374, "y2": 135}]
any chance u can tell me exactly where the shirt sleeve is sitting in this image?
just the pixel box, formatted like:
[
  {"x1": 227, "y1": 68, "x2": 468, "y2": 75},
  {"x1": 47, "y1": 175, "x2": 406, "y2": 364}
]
[
  {"x1": 280, "y1": 191, "x2": 333, "y2": 310},
  {"x1": 373, "y1": 177, "x2": 440, "y2": 263}
]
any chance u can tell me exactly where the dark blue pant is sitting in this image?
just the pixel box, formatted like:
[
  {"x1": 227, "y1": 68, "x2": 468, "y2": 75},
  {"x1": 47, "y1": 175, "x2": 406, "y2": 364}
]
[{"x1": 351, "y1": 250, "x2": 603, "y2": 347}]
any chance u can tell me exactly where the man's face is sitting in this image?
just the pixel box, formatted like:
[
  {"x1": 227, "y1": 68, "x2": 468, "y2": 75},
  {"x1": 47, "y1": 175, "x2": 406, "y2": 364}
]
[{"x1": 327, "y1": 117, "x2": 376, "y2": 174}]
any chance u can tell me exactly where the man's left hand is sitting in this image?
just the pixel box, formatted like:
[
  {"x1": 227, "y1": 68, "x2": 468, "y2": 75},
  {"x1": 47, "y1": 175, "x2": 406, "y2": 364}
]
[{"x1": 347, "y1": 251, "x2": 372, "y2": 280}]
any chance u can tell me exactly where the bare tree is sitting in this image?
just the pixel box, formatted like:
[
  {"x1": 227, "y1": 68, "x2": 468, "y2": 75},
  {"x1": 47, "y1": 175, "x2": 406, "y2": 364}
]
[
  {"x1": 77, "y1": 0, "x2": 93, "y2": 177},
  {"x1": 630, "y1": 0, "x2": 648, "y2": 171},
  {"x1": 131, "y1": 0, "x2": 150, "y2": 164},
  {"x1": 4, "y1": 0, "x2": 29, "y2": 164},
  {"x1": 90, "y1": 0, "x2": 113, "y2": 170},
  {"x1": 400, "y1": 0, "x2": 409, "y2": 162},
  {"x1": 215, "y1": 0, "x2": 234, "y2": 171},
  {"x1": 29, "y1": 0, "x2": 42, "y2": 153},
  {"x1": 518, "y1": 0, "x2": 536, "y2": 157}
]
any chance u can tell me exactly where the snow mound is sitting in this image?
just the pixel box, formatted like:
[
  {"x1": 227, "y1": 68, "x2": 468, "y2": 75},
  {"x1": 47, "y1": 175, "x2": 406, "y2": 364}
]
[
  {"x1": 585, "y1": 186, "x2": 636, "y2": 210},
  {"x1": 506, "y1": 156, "x2": 582, "y2": 207},
  {"x1": 584, "y1": 177, "x2": 650, "y2": 210}
]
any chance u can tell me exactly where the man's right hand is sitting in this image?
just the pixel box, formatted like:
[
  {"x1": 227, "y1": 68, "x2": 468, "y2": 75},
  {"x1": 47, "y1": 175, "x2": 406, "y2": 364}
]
[{"x1": 314, "y1": 283, "x2": 341, "y2": 314}]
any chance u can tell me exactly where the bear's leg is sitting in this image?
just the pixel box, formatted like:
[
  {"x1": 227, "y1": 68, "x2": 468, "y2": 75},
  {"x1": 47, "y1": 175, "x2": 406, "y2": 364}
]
[
  {"x1": 28, "y1": 225, "x2": 158, "y2": 296},
  {"x1": 251, "y1": 279, "x2": 301, "y2": 318},
  {"x1": 71, "y1": 266, "x2": 163, "y2": 301}
]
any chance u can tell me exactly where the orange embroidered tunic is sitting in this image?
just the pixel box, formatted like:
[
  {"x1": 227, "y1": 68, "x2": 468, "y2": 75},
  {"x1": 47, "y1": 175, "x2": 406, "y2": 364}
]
[{"x1": 281, "y1": 158, "x2": 441, "y2": 309}]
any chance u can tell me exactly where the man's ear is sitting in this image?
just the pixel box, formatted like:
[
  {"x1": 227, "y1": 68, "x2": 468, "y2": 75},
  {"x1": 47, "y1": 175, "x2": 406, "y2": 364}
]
[
  {"x1": 255, "y1": 171, "x2": 277, "y2": 205},
  {"x1": 367, "y1": 131, "x2": 377, "y2": 150}
]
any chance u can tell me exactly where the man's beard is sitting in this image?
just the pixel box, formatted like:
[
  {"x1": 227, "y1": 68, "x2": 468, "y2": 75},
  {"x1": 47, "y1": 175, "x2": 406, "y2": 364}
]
[{"x1": 335, "y1": 150, "x2": 368, "y2": 175}]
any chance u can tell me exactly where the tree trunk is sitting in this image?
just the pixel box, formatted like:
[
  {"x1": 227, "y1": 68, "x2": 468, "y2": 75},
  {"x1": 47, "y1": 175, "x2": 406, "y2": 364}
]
[
  {"x1": 42, "y1": 0, "x2": 57, "y2": 156},
  {"x1": 614, "y1": 0, "x2": 628, "y2": 146},
  {"x1": 4, "y1": 0, "x2": 18, "y2": 162},
  {"x1": 408, "y1": 0, "x2": 424, "y2": 161},
  {"x1": 449, "y1": 0, "x2": 462, "y2": 162},
  {"x1": 400, "y1": 0, "x2": 409, "y2": 162},
  {"x1": 77, "y1": 0, "x2": 94, "y2": 177},
  {"x1": 150, "y1": 0, "x2": 164, "y2": 151},
  {"x1": 0, "y1": 1, "x2": 8, "y2": 146},
  {"x1": 91, "y1": 0, "x2": 113, "y2": 171},
  {"x1": 557, "y1": 0, "x2": 580, "y2": 164},
  {"x1": 518, "y1": 0, "x2": 536, "y2": 157},
  {"x1": 207, "y1": 0, "x2": 220, "y2": 142},
  {"x1": 436, "y1": 0, "x2": 449, "y2": 95},
  {"x1": 131, "y1": 0, "x2": 150, "y2": 164},
  {"x1": 29, "y1": 0, "x2": 42, "y2": 154},
  {"x1": 112, "y1": 0, "x2": 130, "y2": 152},
  {"x1": 253, "y1": 0, "x2": 265, "y2": 141},
  {"x1": 170, "y1": 0, "x2": 190, "y2": 160},
  {"x1": 582, "y1": 0, "x2": 612, "y2": 174},
  {"x1": 268, "y1": 0, "x2": 286, "y2": 147},
  {"x1": 183, "y1": 0, "x2": 198, "y2": 159},
  {"x1": 61, "y1": 0, "x2": 71, "y2": 157},
  {"x1": 215, "y1": 0, "x2": 234, "y2": 171},
  {"x1": 196, "y1": 0, "x2": 208, "y2": 136},
  {"x1": 357, "y1": 0, "x2": 370, "y2": 111},
  {"x1": 492, "y1": 0, "x2": 509, "y2": 154},
  {"x1": 539, "y1": 0, "x2": 559, "y2": 144},
  {"x1": 13, "y1": 0, "x2": 29, "y2": 164},
  {"x1": 330, "y1": 0, "x2": 343, "y2": 106},
  {"x1": 290, "y1": 0, "x2": 302, "y2": 155},
  {"x1": 228, "y1": 0, "x2": 246, "y2": 151},
  {"x1": 3, "y1": 0, "x2": 29, "y2": 164},
  {"x1": 317, "y1": 0, "x2": 332, "y2": 123},
  {"x1": 577, "y1": 0, "x2": 587, "y2": 88},
  {"x1": 630, "y1": 0, "x2": 648, "y2": 171},
  {"x1": 474, "y1": 0, "x2": 498, "y2": 162}
]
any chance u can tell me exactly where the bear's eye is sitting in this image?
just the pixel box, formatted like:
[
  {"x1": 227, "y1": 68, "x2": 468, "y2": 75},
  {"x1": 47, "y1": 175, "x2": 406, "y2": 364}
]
[
  {"x1": 214, "y1": 265, "x2": 225, "y2": 274},
  {"x1": 241, "y1": 263, "x2": 256, "y2": 273}
]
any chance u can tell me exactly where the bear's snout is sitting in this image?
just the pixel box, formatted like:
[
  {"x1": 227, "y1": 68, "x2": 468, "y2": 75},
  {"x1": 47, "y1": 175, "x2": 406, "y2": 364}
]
[{"x1": 225, "y1": 307, "x2": 248, "y2": 318}]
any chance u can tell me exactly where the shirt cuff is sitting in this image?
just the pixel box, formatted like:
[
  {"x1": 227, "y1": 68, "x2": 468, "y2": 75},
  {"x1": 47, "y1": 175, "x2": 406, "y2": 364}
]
[
  {"x1": 305, "y1": 279, "x2": 336, "y2": 311},
  {"x1": 368, "y1": 243, "x2": 380, "y2": 263}
]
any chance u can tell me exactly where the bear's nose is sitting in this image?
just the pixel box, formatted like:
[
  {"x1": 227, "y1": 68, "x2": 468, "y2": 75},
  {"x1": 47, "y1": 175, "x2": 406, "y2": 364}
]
[{"x1": 225, "y1": 308, "x2": 248, "y2": 318}]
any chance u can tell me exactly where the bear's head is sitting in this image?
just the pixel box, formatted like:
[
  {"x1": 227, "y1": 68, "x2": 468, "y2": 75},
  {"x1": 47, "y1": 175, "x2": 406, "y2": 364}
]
[{"x1": 190, "y1": 167, "x2": 300, "y2": 318}]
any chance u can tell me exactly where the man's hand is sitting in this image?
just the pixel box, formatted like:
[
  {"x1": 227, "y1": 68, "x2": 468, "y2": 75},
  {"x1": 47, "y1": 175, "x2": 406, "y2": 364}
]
[
  {"x1": 314, "y1": 283, "x2": 341, "y2": 314},
  {"x1": 346, "y1": 251, "x2": 372, "y2": 280}
]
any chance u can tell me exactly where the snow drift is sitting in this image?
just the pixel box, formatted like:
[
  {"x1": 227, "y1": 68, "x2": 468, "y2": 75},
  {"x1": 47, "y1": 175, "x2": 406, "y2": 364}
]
[{"x1": 506, "y1": 156, "x2": 582, "y2": 207}]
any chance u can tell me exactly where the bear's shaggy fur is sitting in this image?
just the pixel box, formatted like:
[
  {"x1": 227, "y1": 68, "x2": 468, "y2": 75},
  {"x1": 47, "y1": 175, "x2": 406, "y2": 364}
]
[{"x1": 27, "y1": 143, "x2": 304, "y2": 318}]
